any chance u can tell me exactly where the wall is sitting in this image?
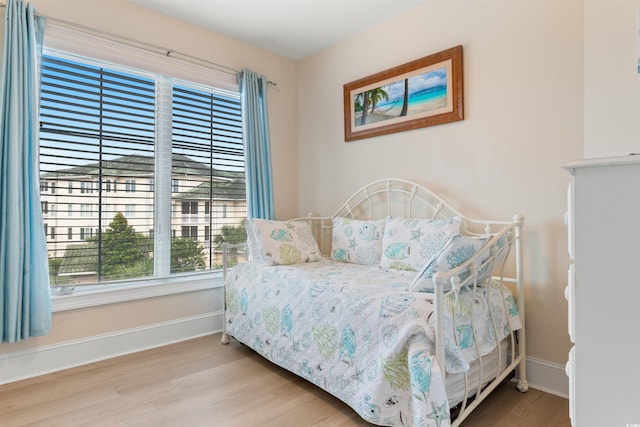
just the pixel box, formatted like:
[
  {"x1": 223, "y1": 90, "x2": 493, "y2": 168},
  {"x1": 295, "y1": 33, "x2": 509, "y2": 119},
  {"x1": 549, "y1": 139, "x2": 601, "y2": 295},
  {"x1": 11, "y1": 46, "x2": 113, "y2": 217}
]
[
  {"x1": 297, "y1": 0, "x2": 584, "y2": 394},
  {"x1": 0, "y1": 0, "x2": 297, "y2": 383},
  {"x1": 584, "y1": 0, "x2": 640, "y2": 158}
]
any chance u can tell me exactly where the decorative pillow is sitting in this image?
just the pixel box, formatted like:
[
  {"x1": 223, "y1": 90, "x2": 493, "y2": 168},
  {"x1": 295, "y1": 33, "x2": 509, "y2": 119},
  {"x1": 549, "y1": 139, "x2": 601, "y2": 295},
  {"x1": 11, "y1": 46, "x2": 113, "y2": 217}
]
[
  {"x1": 245, "y1": 218, "x2": 321, "y2": 265},
  {"x1": 410, "y1": 234, "x2": 490, "y2": 292},
  {"x1": 331, "y1": 217, "x2": 385, "y2": 265},
  {"x1": 380, "y1": 216, "x2": 461, "y2": 271}
]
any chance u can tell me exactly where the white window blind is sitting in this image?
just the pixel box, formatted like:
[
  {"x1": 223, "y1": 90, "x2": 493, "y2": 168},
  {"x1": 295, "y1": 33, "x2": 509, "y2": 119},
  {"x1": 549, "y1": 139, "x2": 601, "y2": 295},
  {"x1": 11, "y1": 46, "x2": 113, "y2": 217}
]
[
  {"x1": 40, "y1": 46, "x2": 246, "y2": 287},
  {"x1": 43, "y1": 22, "x2": 239, "y2": 93}
]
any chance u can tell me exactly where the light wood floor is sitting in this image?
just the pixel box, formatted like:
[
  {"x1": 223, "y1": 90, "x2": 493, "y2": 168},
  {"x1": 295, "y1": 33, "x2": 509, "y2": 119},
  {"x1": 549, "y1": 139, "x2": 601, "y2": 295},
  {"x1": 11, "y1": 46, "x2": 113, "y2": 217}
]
[{"x1": 0, "y1": 334, "x2": 570, "y2": 427}]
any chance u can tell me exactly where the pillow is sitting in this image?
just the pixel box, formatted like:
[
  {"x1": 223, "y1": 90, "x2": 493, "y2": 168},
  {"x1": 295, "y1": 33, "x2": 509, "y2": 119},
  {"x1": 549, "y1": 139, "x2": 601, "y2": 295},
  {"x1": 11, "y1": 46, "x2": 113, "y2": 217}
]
[
  {"x1": 245, "y1": 218, "x2": 322, "y2": 265},
  {"x1": 410, "y1": 234, "x2": 491, "y2": 292},
  {"x1": 380, "y1": 216, "x2": 461, "y2": 271},
  {"x1": 331, "y1": 217, "x2": 385, "y2": 265}
]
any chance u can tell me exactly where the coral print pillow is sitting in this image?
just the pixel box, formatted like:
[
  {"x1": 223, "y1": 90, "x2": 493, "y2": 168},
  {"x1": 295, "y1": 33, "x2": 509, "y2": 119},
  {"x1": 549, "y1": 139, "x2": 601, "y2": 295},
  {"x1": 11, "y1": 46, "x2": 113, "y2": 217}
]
[
  {"x1": 380, "y1": 216, "x2": 461, "y2": 271},
  {"x1": 331, "y1": 217, "x2": 385, "y2": 266},
  {"x1": 410, "y1": 234, "x2": 489, "y2": 292},
  {"x1": 246, "y1": 219, "x2": 321, "y2": 265}
]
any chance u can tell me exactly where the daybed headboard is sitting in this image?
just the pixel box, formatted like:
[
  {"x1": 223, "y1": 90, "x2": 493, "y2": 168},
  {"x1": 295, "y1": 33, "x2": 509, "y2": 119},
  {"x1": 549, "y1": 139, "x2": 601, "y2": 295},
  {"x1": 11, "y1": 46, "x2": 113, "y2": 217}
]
[{"x1": 292, "y1": 178, "x2": 517, "y2": 258}]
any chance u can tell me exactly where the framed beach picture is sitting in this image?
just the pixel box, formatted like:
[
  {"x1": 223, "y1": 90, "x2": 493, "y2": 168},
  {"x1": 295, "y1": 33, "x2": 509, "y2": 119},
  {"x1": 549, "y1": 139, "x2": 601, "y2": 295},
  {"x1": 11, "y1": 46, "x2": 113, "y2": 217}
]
[{"x1": 343, "y1": 45, "x2": 464, "y2": 142}]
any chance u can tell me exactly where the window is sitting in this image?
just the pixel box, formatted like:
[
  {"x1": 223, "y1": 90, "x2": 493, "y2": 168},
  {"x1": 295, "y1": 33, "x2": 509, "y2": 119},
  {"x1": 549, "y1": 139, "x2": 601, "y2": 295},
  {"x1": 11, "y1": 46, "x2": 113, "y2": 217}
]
[
  {"x1": 125, "y1": 179, "x2": 136, "y2": 192},
  {"x1": 80, "y1": 204, "x2": 93, "y2": 217},
  {"x1": 181, "y1": 201, "x2": 198, "y2": 215},
  {"x1": 80, "y1": 181, "x2": 93, "y2": 194},
  {"x1": 181, "y1": 226, "x2": 198, "y2": 239},
  {"x1": 39, "y1": 50, "x2": 245, "y2": 286},
  {"x1": 125, "y1": 204, "x2": 136, "y2": 217},
  {"x1": 80, "y1": 227, "x2": 93, "y2": 241}
]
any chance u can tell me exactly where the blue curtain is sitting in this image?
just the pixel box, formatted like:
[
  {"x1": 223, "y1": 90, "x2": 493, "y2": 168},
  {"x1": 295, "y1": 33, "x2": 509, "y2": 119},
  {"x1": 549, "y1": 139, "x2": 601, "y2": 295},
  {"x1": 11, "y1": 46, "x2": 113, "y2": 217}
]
[
  {"x1": 0, "y1": 0, "x2": 50, "y2": 343},
  {"x1": 238, "y1": 68, "x2": 275, "y2": 220}
]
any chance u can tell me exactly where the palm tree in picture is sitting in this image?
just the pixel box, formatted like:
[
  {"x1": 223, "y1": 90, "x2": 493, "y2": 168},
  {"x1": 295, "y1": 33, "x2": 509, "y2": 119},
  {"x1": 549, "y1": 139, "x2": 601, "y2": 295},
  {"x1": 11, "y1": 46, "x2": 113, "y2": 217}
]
[
  {"x1": 368, "y1": 87, "x2": 389, "y2": 117},
  {"x1": 399, "y1": 78, "x2": 409, "y2": 117},
  {"x1": 355, "y1": 90, "x2": 371, "y2": 126}
]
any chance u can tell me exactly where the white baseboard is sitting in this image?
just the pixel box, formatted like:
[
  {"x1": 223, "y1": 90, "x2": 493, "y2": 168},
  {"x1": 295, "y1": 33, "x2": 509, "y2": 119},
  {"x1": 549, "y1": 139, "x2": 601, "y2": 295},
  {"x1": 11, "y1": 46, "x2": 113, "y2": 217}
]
[
  {"x1": 0, "y1": 311, "x2": 224, "y2": 385},
  {"x1": 1, "y1": 313, "x2": 569, "y2": 400},
  {"x1": 523, "y1": 355, "x2": 569, "y2": 399}
]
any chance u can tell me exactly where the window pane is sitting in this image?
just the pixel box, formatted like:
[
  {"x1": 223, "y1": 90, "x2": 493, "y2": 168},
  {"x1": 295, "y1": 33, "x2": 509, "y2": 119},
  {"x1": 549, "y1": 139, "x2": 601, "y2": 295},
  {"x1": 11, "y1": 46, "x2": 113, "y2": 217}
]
[
  {"x1": 40, "y1": 54, "x2": 155, "y2": 285},
  {"x1": 171, "y1": 83, "x2": 245, "y2": 274}
]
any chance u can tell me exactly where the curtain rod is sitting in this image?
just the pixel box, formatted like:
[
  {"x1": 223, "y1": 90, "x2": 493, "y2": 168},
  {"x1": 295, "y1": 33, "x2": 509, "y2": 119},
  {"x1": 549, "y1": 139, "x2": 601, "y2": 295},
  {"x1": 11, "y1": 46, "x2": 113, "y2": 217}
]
[{"x1": 0, "y1": 2, "x2": 278, "y2": 87}]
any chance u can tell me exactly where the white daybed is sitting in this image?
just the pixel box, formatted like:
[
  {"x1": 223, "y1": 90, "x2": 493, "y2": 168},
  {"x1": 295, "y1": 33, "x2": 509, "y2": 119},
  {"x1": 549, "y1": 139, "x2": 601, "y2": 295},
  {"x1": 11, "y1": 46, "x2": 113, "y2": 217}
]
[{"x1": 221, "y1": 178, "x2": 527, "y2": 427}]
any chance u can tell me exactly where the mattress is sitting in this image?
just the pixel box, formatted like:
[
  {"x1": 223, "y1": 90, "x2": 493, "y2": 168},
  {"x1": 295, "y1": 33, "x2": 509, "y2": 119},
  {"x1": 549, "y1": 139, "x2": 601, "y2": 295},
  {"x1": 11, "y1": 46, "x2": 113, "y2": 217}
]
[{"x1": 446, "y1": 339, "x2": 509, "y2": 407}]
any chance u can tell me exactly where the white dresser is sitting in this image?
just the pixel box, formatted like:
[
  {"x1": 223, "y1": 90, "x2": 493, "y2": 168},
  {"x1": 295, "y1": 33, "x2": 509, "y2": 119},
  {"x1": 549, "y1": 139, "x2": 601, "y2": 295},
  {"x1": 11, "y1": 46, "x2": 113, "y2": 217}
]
[{"x1": 564, "y1": 156, "x2": 640, "y2": 427}]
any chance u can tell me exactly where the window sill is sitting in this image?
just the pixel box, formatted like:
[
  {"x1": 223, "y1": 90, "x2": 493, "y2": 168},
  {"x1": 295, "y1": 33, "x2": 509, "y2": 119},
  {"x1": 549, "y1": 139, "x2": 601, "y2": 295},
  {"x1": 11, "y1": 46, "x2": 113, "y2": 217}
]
[{"x1": 50, "y1": 270, "x2": 223, "y2": 312}]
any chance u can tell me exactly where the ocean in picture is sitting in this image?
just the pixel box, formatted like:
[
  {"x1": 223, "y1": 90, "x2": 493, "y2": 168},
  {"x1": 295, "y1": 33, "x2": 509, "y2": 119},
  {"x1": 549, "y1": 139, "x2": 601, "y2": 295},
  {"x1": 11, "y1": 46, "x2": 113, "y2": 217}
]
[{"x1": 355, "y1": 67, "x2": 449, "y2": 127}]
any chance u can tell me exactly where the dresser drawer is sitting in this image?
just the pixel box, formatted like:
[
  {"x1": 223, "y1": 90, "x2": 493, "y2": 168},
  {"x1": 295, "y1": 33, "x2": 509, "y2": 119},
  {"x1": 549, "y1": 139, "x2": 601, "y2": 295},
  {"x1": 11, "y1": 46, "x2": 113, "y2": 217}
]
[
  {"x1": 565, "y1": 264, "x2": 575, "y2": 343},
  {"x1": 565, "y1": 183, "x2": 574, "y2": 260},
  {"x1": 566, "y1": 346, "x2": 575, "y2": 426}
]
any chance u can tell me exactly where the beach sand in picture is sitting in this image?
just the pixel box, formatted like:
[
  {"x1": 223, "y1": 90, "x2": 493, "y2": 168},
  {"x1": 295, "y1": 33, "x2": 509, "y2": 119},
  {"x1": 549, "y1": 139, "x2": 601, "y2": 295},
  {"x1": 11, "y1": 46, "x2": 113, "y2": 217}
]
[{"x1": 355, "y1": 96, "x2": 448, "y2": 126}]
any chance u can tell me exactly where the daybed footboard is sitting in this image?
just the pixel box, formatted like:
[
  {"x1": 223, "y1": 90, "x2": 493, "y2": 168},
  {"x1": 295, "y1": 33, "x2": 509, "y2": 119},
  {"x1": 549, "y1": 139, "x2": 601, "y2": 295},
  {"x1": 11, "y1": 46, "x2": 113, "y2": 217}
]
[
  {"x1": 432, "y1": 215, "x2": 527, "y2": 425},
  {"x1": 220, "y1": 179, "x2": 526, "y2": 427}
]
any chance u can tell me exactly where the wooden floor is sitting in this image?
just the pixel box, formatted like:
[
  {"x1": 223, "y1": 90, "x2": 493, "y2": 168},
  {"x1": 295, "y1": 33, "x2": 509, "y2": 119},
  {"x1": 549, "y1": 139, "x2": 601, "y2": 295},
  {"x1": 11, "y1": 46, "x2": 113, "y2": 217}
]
[{"x1": 0, "y1": 334, "x2": 570, "y2": 427}]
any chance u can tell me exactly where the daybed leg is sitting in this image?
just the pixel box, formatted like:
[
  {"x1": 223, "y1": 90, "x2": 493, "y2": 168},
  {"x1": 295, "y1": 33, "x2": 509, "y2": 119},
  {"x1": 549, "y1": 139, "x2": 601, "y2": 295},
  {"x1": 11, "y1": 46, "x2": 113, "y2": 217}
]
[
  {"x1": 221, "y1": 333, "x2": 230, "y2": 345},
  {"x1": 517, "y1": 378, "x2": 529, "y2": 393}
]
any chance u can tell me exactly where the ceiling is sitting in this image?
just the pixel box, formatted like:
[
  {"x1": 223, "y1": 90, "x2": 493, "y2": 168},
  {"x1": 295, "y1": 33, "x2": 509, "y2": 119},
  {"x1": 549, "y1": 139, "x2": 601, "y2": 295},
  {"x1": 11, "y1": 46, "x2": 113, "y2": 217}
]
[{"x1": 129, "y1": 0, "x2": 428, "y2": 60}]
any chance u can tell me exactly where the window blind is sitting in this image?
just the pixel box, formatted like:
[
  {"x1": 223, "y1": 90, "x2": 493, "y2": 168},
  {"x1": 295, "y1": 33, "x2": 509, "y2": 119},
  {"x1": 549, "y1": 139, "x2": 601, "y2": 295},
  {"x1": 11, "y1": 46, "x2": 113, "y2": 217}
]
[{"x1": 39, "y1": 52, "x2": 246, "y2": 286}]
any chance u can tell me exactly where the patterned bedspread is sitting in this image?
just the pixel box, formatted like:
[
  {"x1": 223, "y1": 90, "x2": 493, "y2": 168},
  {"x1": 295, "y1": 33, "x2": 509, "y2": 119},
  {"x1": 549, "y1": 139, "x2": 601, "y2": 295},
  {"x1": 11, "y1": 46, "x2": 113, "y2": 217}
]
[{"x1": 225, "y1": 260, "x2": 521, "y2": 427}]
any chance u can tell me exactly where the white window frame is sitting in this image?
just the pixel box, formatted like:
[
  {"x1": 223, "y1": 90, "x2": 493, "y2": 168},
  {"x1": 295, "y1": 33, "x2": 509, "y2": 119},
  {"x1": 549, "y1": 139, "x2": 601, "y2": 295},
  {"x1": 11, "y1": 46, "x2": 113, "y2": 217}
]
[{"x1": 44, "y1": 23, "x2": 238, "y2": 311}]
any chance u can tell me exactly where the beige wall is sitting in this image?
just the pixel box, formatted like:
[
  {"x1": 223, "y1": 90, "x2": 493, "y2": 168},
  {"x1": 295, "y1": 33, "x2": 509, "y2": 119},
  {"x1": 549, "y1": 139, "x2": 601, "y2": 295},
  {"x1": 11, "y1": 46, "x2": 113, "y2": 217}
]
[
  {"x1": 296, "y1": 0, "x2": 584, "y2": 365},
  {"x1": 584, "y1": 0, "x2": 640, "y2": 158}
]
